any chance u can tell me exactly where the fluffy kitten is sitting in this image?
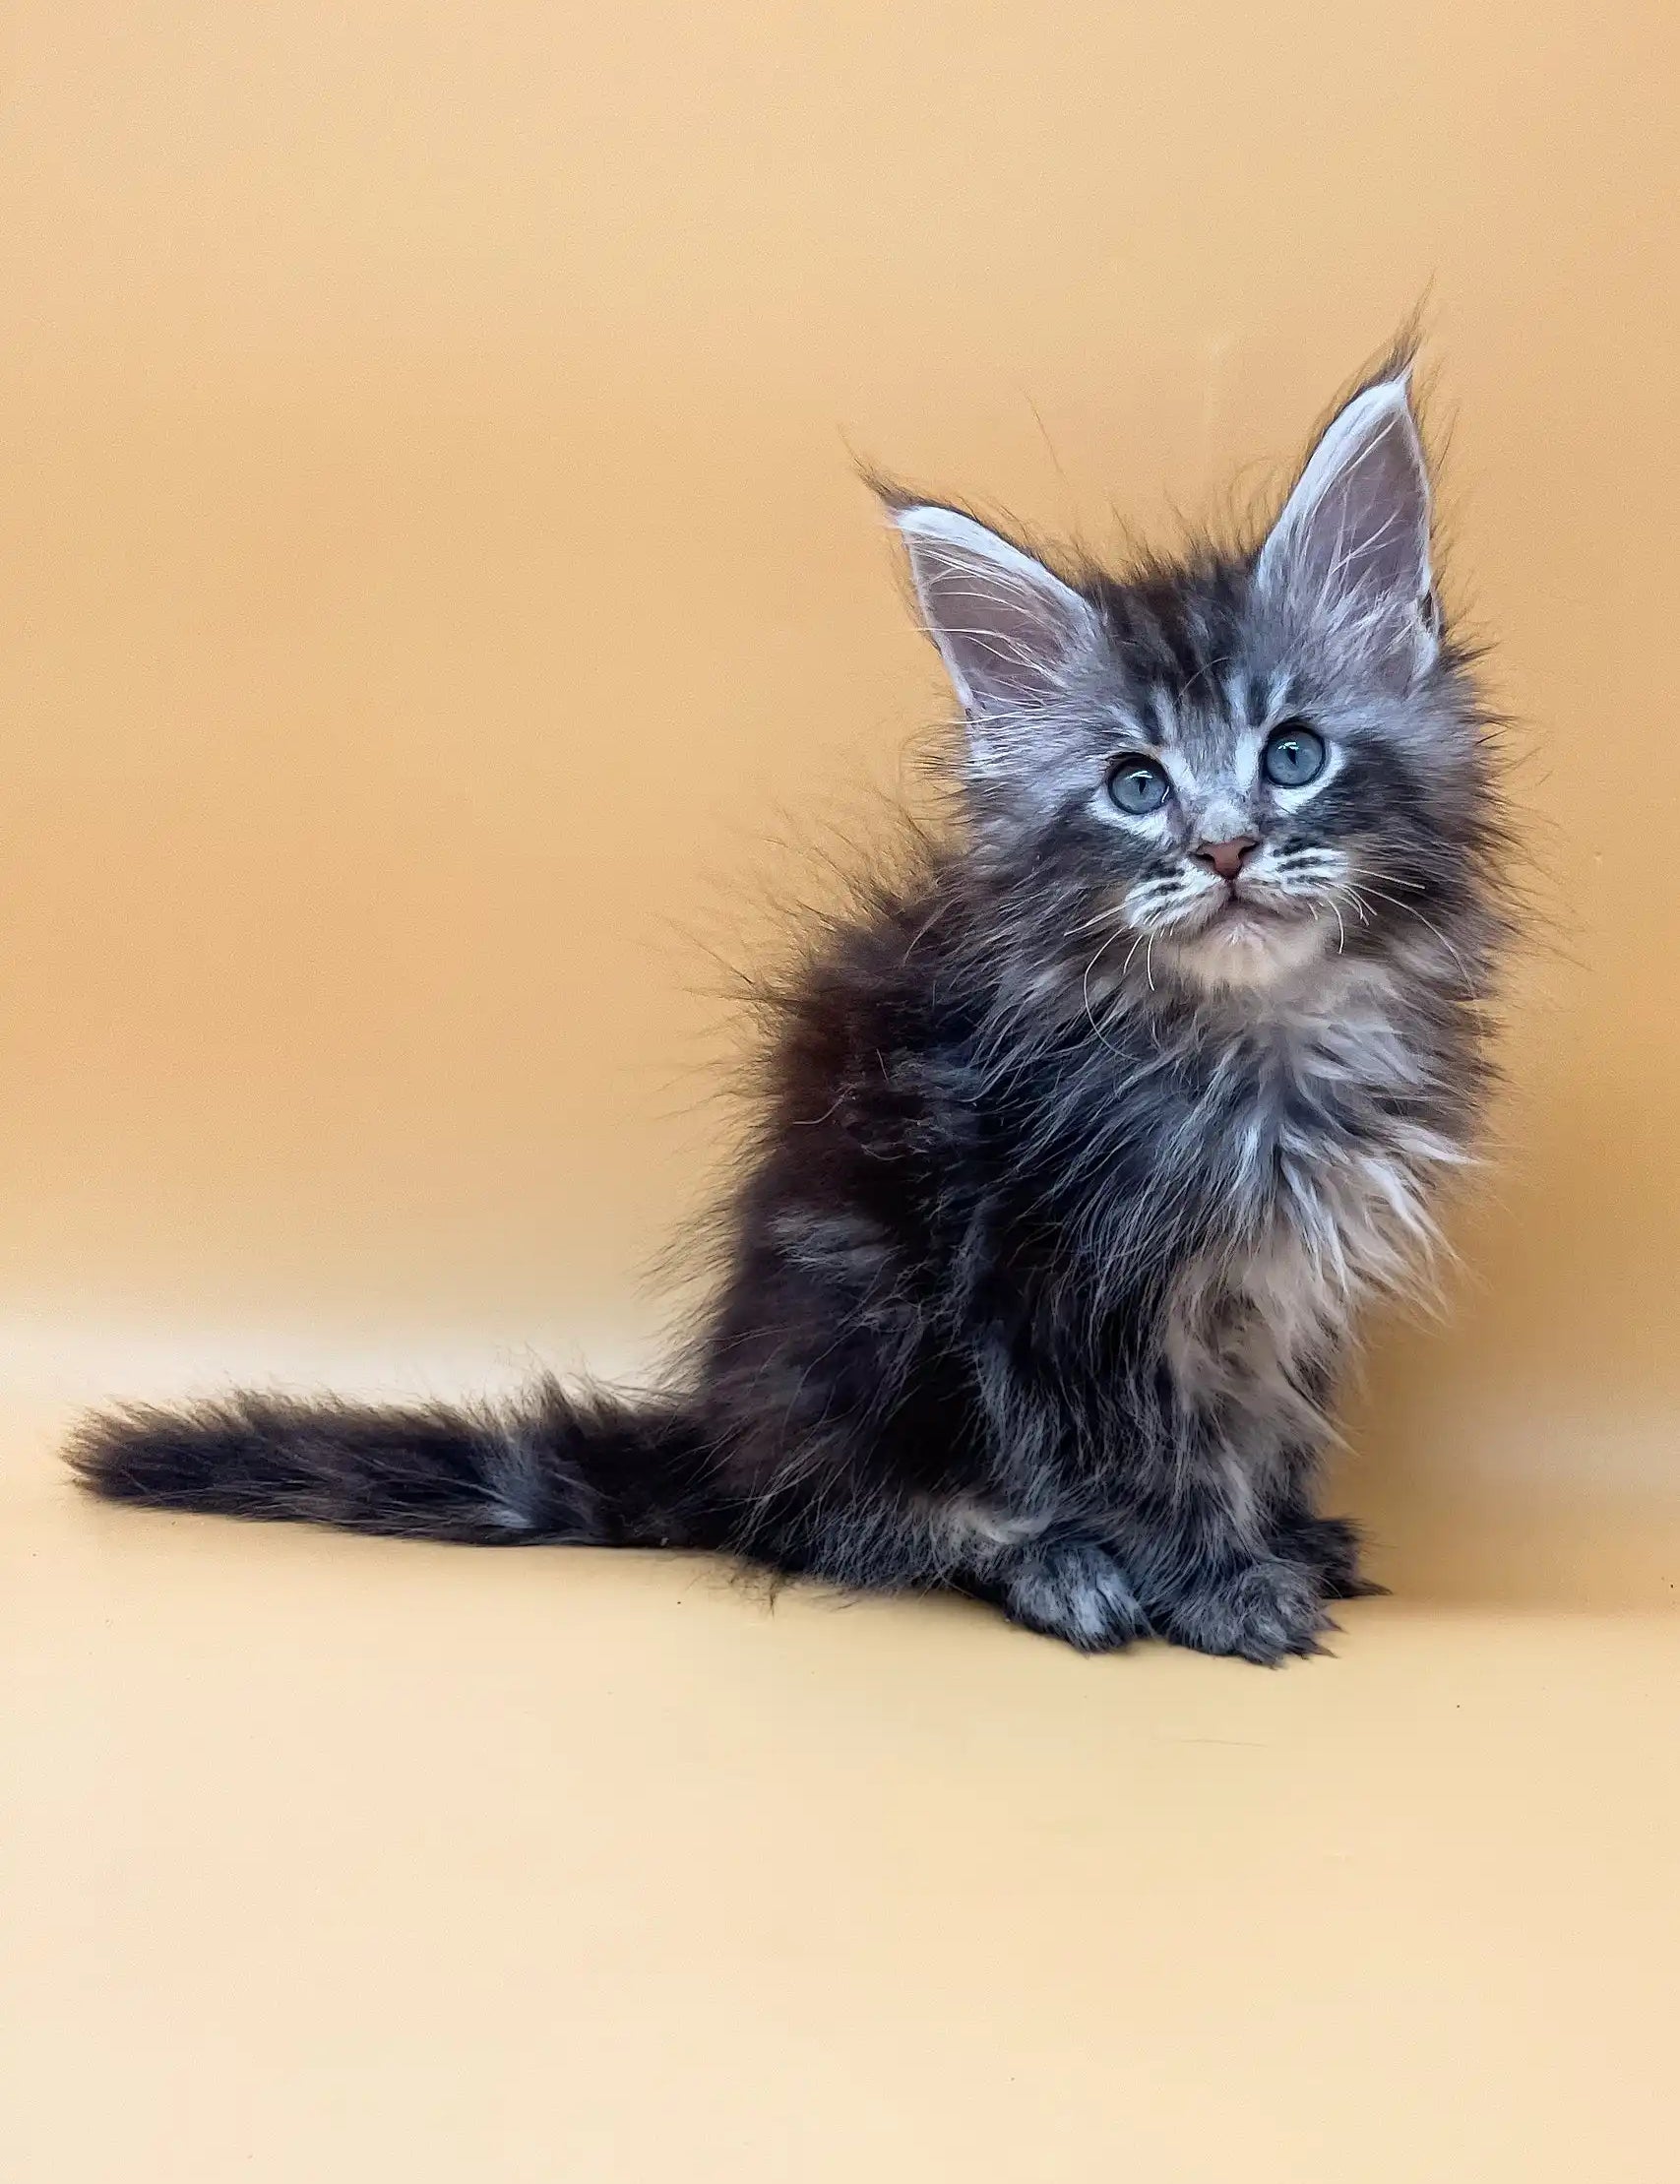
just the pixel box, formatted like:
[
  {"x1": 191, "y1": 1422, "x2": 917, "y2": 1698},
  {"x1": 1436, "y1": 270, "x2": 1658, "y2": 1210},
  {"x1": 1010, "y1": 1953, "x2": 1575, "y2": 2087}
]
[{"x1": 69, "y1": 355, "x2": 1508, "y2": 1663}]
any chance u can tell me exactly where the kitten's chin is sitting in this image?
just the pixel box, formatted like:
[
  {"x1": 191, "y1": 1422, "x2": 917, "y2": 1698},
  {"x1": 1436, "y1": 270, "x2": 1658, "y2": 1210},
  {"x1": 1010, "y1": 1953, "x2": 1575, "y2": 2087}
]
[{"x1": 1158, "y1": 907, "x2": 1328, "y2": 994}]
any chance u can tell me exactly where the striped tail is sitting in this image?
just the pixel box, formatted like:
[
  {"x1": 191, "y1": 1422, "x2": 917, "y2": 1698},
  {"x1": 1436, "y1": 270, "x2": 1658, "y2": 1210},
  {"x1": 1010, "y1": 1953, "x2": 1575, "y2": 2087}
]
[{"x1": 67, "y1": 1377, "x2": 726, "y2": 1549}]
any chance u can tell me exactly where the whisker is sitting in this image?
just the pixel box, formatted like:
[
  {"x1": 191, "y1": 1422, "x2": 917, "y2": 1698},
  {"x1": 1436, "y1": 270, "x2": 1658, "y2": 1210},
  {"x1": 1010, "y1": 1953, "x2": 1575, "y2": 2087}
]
[
  {"x1": 1352, "y1": 866, "x2": 1427, "y2": 896},
  {"x1": 1321, "y1": 881, "x2": 1369, "y2": 927},
  {"x1": 1351, "y1": 884, "x2": 1481, "y2": 1003},
  {"x1": 1080, "y1": 921, "x2": 1136, "y2": 1058},
  {"x1": 1067, "y1": 903, "x2": 1130, "y2": 938}
]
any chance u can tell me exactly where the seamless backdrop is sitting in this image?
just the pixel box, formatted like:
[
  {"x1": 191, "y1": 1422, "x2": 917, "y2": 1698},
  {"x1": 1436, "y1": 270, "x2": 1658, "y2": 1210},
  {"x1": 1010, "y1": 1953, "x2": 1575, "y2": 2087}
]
[{"x1": 4, "y1": 11, "x2": 1680, "y2": 2180}]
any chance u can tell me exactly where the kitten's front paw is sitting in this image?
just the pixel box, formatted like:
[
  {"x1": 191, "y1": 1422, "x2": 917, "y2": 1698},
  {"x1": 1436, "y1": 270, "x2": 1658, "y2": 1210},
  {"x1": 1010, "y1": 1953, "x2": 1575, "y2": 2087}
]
[
  {"x1": 1001, "y1": 1536, "x2": 1150, "y2": 1654},
  {"x1": 1159, "y1": 1558, "x2": 1335, "y2": 1666}
]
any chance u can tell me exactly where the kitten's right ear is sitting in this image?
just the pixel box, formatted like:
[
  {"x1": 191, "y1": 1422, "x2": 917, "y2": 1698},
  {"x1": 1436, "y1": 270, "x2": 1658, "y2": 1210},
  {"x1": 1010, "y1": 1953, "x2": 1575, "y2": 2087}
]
[{"x1": 890, "y1": 505, "x2": 1101, "y2": 741}]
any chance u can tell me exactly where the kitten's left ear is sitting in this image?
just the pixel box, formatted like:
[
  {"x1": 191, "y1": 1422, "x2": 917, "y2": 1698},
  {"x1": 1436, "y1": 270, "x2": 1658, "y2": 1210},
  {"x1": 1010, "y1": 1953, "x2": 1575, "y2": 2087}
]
[{"x1": 1257, "y1": 376, "x2": 1437, "y2": 686}]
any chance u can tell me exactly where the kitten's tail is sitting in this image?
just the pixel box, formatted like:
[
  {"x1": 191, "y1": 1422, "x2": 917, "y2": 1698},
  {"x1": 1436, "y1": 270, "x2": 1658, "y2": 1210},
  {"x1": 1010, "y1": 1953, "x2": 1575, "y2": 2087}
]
[{"x1": 66, "y1": 1378, "x2": 729, "y2": 1550}]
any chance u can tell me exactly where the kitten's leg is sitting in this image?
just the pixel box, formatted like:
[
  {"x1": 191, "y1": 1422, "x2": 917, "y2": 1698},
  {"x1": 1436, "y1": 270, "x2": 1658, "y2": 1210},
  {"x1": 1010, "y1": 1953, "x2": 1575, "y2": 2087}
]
[
  {"x1": 1148, "y1": 1551, "x2": 1335, "y2": 1665},
  {"x1": 746, "y1": 1477, "x2": 1148, "y2": 1653},
  {"x1": 1130, "y1": 1487, "x2": 1336, "y2": 1665},
  {"x1": 1272, "y1": 1507, "x2": 1388, "y2": 1599},
  {"x1": 964, "y1": 1533, "x2": 1151, "y2": 1654}
]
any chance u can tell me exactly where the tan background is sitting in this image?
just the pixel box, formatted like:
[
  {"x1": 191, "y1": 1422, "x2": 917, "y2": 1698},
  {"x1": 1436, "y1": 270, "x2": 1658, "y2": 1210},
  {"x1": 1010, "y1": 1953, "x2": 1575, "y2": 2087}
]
[{"x1": 4, "y1": 5, "x2": 1679, "y2": 2179}]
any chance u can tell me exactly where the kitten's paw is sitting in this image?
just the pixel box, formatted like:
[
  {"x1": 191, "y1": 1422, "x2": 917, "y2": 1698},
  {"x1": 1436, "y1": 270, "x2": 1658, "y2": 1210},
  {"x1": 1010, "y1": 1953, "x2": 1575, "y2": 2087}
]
[
  {"x1": 1001, "y1": 1537, "x2": 1150, "y2": 1654},
  {"x1": 1281, "y1": 1513, "x2": 1388, "y2": 1600},
  {"x1": 1160, "y1": 1558, "x2": 1335, "y2": 1666}
]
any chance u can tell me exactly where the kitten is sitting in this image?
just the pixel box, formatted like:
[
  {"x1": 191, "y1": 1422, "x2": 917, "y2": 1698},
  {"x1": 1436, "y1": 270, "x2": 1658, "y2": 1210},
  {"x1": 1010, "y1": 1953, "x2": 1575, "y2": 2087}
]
[{"x1": 69, "y1": 354, "x2": 1508, "y2": 1663}]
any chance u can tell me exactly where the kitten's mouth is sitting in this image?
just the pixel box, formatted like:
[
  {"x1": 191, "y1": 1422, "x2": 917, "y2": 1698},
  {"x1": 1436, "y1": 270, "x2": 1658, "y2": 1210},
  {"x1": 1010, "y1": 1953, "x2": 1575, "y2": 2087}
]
[
  {"x1": 1204, "y1": 891, "x2": 1286, "y2": 932},
  {"x1": 1156, "y1": 887, "x2": 1331, "y2": 992},
  {"x1": 1133, "y1": 887, "x2": 1319, "y2": 978}
]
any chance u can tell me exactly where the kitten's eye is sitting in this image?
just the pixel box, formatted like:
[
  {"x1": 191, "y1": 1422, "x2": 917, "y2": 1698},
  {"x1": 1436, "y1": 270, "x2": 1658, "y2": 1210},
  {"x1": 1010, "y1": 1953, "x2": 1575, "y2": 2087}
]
[
  {"x1": 1106, "y1": 758, "x2": 1171, "y2": 816},
  {"x1": 1262, "y1": 723, "x2": 1327, "y2": 788}
]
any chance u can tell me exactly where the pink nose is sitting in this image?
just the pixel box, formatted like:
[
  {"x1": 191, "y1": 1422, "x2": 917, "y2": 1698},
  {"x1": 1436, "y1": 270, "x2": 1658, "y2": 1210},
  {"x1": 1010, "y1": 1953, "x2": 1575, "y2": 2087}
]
[{"x1": 1193, "y1": 837, "x2": 1259, "y2": 882}]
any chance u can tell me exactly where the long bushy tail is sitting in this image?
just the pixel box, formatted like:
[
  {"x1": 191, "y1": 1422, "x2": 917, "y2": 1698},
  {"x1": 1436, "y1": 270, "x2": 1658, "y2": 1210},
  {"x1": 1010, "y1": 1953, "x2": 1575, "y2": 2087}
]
[{"x1": 66, "y1": 1378, "x2": 726, "y2": 1550}]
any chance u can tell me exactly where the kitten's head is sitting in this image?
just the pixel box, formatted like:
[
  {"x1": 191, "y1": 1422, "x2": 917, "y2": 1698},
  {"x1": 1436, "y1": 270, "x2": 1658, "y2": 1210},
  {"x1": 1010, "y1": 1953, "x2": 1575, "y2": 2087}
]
[{"x1": 891, "y1": 366, "x2": 1497, "y2": 1001}]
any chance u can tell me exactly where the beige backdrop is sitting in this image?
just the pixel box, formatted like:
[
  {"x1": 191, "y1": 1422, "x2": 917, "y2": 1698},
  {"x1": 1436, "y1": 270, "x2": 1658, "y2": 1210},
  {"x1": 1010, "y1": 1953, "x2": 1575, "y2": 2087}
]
[{"x1": 4, "y1": 6, "x2": 1680, "y2": 2181}]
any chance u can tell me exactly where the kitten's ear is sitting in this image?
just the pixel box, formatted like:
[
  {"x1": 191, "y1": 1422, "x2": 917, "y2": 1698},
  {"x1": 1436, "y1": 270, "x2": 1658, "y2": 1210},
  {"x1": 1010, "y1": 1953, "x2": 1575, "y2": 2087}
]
[
  {"x1": 1257, "y1": 376, "x2": 1437, "y2": 685},
  {"x1": 891, "y1": 505, "x2": 1101, "y2": 737}
]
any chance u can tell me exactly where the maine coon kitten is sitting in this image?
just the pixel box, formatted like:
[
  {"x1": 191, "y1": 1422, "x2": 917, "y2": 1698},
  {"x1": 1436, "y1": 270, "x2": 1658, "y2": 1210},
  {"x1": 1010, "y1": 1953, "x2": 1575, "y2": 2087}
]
[{"x1": 69, "y1": 357, "x2": 1507, "y2": 1664}]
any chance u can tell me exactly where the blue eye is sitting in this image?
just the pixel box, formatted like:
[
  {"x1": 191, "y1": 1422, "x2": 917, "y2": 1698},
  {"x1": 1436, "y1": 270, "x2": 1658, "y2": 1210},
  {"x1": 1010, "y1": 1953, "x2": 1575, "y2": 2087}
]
[
  {"x1": 1262, "y1": 723, "x2": 1328, "y2": 788},
  {"x1": 1106, "y1": 758, "x2": 1171, "y2": 816}
]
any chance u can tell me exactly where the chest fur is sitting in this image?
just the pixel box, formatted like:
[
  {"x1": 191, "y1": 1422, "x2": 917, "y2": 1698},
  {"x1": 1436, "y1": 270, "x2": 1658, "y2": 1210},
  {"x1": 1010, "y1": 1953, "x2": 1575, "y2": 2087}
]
[{"x1": 1159, "y1": 1008, "x2": 1462, "y2": 1438}]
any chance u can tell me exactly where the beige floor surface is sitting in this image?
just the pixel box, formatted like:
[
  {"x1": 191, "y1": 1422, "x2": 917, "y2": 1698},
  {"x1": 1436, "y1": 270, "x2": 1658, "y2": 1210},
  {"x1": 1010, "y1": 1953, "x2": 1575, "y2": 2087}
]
[{"x1": 7, "y1": 1368, "x2": 1680, "y2": 2184}]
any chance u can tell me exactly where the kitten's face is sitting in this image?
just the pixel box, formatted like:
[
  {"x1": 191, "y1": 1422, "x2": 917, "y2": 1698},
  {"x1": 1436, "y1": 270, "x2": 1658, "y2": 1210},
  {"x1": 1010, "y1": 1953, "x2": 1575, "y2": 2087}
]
[
  {"x1": 894, "y1": 371, "x2": 1490, "y2": 1000},
  {"x1": 1038, "y1": 587, "x2": 1468, "y2": 996},
  {"x1": 1062, "y1": 655, "x2": 1386, "y2": 993}
]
